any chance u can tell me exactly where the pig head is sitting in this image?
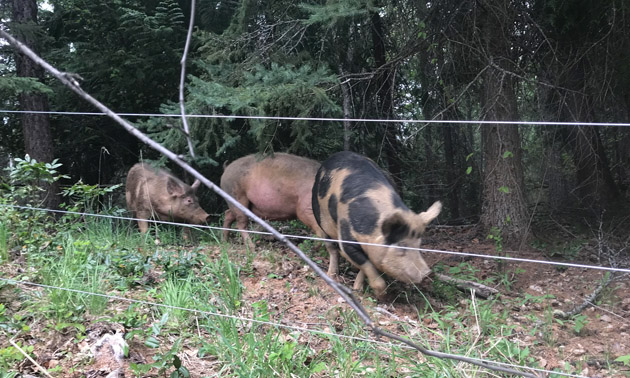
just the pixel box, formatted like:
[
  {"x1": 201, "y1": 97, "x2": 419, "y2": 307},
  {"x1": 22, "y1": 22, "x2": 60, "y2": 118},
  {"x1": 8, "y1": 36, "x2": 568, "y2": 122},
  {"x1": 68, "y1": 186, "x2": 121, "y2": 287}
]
[
  {"x1": 220, "y1": 153, "x2": 324, "y2": 250},
  {"x1": 312, "y1": 151, "x2": 441, "y2": 298},
  {"x1": 125, "y1": 163, "x2": 210, "y2": 236}
]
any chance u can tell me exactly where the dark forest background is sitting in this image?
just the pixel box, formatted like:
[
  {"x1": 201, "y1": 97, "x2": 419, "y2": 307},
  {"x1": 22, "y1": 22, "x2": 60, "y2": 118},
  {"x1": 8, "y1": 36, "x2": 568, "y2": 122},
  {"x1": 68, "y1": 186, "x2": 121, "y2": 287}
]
[{"x1": 2, "y1": 0, "x2": 630, "y2": 249}]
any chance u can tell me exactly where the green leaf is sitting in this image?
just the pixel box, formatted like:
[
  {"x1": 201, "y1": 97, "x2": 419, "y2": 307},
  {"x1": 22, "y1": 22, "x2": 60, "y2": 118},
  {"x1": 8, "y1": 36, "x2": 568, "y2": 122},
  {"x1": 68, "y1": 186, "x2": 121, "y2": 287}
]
[
  {"x1": 615, "y1": 355, "x2": 630, "y2": 366},
  {"x1": 498, "y1": 186, "x2": 510, "y2": 194},
  {"x1": 145, "y1": 336, "x2": 160, "y2": 348},
  {"x1": 466, "y1": 166, "x2": 472, "y2": 175},
  {"x1": 503, "y1": 151, "x2": 514, "y2": 158}
]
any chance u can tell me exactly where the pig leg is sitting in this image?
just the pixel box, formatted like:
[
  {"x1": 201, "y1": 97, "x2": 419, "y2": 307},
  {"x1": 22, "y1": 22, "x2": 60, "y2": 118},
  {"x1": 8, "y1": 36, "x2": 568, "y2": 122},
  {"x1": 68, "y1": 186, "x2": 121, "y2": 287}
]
[
  {"x1": 297, "y1": 199, "x2": 339, "y2": 277},
  {"x1": 229, "y1": 206, "x2": 254, "y2": 250},
  {"x1": 356, "y1": 264, "x2": 386, "y2": 298},
  {"x1": 135, "y1": 210, "x2": 151, "y2": 234},
  {"x1": 236, "y1": 213, "x2": 254, "y2": 250},
  {"x1": 323, "y1": 241, "x2": 340, "y2": 277},
  {"x1": 222, "y1": 209, "x2": 236, "y2": 241},
  {"x1": 338, "y1": 241, "x2": 387, "y2": 297}
]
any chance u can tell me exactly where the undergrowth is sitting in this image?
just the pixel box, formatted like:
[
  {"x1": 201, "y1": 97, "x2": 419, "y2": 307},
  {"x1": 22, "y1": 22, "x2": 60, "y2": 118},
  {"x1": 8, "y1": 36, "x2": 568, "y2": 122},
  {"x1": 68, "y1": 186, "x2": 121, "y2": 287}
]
[{"x1": 0, "y1": 156, "x2": 607, "y2": 377}]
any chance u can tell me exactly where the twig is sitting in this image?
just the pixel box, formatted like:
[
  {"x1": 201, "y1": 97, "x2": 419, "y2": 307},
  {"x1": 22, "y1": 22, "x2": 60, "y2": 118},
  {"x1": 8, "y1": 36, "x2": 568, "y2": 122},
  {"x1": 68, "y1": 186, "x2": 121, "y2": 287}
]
[
  {"x1": 435, "y1": 273, "x2": 499, "y2": 299},
  {"x1": 179, "y1": 0, "x2": 196, "y2": 160},
  {"x1": 554, "y1": 273, "x2": 614, "y2": 319}
]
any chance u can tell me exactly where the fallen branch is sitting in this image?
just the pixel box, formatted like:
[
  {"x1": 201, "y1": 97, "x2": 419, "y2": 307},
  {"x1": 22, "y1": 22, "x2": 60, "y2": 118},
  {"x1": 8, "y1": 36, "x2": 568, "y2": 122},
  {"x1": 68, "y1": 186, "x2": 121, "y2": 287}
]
[
  {"x1": 435, "y1": 273, "x2": 499, "y2": 299},
  {"x1": 553, "y1": 272, "x2": 614, "y2": 319}
]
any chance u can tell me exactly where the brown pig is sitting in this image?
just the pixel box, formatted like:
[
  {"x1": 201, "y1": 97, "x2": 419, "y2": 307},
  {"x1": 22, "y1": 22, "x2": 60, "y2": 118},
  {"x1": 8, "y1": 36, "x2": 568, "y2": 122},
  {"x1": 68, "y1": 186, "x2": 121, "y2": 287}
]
[
  {"x1": 220, "y1": 153, "x2": 323, "y2": 250},
  {"x1": 312, "y1": 151, "x2": 441, "y2": 298},
  {"x1": 125, "y1": 163, "x2": 210, "y2": 237}
]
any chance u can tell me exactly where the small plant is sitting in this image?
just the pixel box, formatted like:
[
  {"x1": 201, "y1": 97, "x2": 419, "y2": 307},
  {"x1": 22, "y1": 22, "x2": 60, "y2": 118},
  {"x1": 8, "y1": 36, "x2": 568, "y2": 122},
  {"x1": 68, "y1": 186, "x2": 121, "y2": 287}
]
[
  {"x1": 114, "y1": 304, "x2": 149, "y2": 329},
  {"x1": 154, "y1": 249, "x2": 204, "y2": 278},
  {"x1": 129, "y1": 320, "x2": 190, "y2": 378},
  {"x1": 204, "y1": 248, "x2": 242, "y2": 311},
  {"x1": 60, "y1": 180, "x2": 122, "y2": 213},
  {"x1": 0, "y1": 222, "x2": 8, "y2": 263},
  {"x1": 159, "y1": 275, "x2": 195, "y2": 325},
  {"x1": 491, "y1": 266, "x2": 525, "y2": 290},
  {"x1": 541, "y1": 305, "x2": 558, "y2": 346},
  {"x1": 571, "y1": 314, "x2": 589, "y2": 335},
  {"x1": 487, "y1": 226, "x2": 503, "y2": 254},
  {"x1": 0, "y1": 341, "x2": 33, "y2": 371},
  {"x1": 615, "y1": 354, "x2": 630, "y2": 367}
]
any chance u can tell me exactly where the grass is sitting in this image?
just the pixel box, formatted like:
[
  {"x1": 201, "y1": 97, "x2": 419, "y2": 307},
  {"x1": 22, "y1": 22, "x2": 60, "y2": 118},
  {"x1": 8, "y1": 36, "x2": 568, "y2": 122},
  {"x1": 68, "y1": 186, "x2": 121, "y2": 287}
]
[
  {"x1": 0, "y1": 209, "x2": 612, "y2": 377},
  {"x1": 0, "y1": 222, "x2": 8, "y2": 263}
]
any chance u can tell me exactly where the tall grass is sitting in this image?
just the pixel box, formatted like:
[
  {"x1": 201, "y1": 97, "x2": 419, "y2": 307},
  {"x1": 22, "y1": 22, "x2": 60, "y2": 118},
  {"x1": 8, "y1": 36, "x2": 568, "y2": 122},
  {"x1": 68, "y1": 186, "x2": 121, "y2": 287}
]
[
  {"x1": 39, "y1": 235, "x2": 110, "y2": 319},
  {"x1": 0, "y1": 222, "x2": 8, "y2": 263}
]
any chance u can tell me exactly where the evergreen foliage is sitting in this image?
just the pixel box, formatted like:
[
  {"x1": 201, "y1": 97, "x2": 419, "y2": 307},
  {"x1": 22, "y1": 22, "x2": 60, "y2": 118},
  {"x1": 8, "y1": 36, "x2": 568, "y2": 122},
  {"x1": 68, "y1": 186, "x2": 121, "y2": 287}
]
[{"x1": 1, "y1": 0, "x2": 629, "y2": 242}]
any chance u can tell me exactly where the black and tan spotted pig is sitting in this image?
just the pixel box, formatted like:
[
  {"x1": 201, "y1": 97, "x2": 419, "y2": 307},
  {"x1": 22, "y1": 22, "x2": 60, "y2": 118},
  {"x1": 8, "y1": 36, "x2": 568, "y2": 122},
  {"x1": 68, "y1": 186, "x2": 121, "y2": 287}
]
[{"x1": 312, "y1": 151, "x2": 441, "y2": 298}]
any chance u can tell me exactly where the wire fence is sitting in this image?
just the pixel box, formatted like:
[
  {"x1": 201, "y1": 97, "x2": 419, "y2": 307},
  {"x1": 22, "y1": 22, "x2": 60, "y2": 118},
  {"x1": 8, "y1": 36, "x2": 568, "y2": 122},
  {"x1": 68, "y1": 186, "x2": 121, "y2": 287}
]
[
  {"x1": 0, "y1": 278, "x2": 589, "y2": 378},
  {"x1": 2, "y1": 109, "x2": 630, "y2": 127},
  {"x1": 3, "y1": 203, "x2": 629, "y2": 275}
]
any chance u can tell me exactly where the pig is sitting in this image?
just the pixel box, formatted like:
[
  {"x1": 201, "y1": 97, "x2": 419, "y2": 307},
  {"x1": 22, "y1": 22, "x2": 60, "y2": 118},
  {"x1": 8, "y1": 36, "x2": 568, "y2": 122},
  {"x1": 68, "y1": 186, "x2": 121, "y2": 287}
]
[
  {"x1": 220, "y1": 153, "x2": 324, "y2": 250},
  {"x1": 312, "y1": 151, "x2": 442, "y2": 298},
  {"x1": 125, "y1": 163, "x2": 210, "y2": 238}
]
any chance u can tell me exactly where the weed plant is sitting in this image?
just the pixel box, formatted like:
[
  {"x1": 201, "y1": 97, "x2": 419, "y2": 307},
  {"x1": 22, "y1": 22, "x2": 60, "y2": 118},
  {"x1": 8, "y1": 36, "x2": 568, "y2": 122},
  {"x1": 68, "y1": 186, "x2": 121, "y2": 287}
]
[
  {"x1": 0, "y1": 222, "x2": 7, "y2": 263},
  {"x1": 159, "y1": 275, "x2": 195, "y2": 325}
]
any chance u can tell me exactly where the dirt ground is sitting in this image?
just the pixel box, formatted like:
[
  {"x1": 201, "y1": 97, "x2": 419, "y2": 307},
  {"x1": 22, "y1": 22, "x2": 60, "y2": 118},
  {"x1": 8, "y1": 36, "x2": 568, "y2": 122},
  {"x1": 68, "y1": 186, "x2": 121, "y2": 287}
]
[{"x1": 4, "y1": 225, "x2": 630, "y2": 377}]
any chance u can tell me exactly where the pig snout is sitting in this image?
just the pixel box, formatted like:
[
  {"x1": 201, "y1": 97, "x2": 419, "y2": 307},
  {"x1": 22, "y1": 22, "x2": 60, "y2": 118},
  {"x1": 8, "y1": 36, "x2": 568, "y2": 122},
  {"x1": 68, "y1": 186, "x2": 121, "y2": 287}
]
[
  {"x1": 189, "y1": 208, "x2": 210, "y2": 225},
  {"x1": 380, "y1": 247, "x2": 431, "y2": 284}
]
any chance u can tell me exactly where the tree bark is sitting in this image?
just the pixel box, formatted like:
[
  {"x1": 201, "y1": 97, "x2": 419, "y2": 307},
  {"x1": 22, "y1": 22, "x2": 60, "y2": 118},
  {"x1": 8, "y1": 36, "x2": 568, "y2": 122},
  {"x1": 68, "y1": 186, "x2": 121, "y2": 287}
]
[
  {"x1": 12, "y1": 0, "x2": 60, "y2": 209},
  {"x1": 370, "y1": 9, "x2": 403, "y2": 192},
  {"x1": 442, "y1": 125, "x2": 461, "y2": 219},
  {"x1": 478, "y1": 1, "x2": 529, "y2": 247}
]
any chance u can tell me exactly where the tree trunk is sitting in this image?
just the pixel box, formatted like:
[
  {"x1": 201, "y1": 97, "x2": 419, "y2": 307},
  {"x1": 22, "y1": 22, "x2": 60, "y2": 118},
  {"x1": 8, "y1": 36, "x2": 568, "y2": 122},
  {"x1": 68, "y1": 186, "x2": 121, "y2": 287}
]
[
  {"x1": 370, "y1": 9, "x2": 403, "y2": 192},
  {"x1": 340, "y1": 78, "x2": 353, "y2": 151},
  {"x1": 478, "y1": 1, "x2": 529, "y2": 247},
  {"x1": 12, "y1": 0, "x2": 60, "y2": 210},
  {"x1": 442, "y1": 125, "x2": 461, "y2": 219}
]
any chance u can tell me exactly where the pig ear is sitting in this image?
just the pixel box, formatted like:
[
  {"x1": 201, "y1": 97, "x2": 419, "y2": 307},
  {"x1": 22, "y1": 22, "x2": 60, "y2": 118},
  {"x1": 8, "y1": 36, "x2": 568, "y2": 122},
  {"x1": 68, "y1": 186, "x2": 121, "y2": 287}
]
[
  {"x1": 382, "y1": 213, "x2": 410, "y2": 245},
  {"x1": 418, "y1": 201, "x2": 442, "y2": 225},
  {"x1": 166, "y1": 177, "x2": 186, "y2": 196},
  {"x1": 191, "y1": 179, "x2": 201, "y2": 192}
]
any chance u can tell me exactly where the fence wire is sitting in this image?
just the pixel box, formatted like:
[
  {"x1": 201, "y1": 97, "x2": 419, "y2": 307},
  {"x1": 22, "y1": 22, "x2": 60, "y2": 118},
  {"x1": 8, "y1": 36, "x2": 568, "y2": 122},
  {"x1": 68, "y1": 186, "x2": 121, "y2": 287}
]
[
  {"x1": 2, "y1": 203, "x2": 629, "y2": 275},
  {"x1": 0, "y1": 277, "x2": 590, "y2": 378},
  {"x1": 1, "y1": 109, "x2": 630, "y2": 127}
]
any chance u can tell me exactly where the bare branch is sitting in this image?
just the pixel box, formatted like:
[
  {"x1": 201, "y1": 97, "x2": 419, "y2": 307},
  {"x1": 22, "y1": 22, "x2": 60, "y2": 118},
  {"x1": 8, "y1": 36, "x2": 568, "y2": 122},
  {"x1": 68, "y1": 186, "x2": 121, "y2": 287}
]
[{"x1": 179, "y1": 0, "x2": 196, "y2": 160}]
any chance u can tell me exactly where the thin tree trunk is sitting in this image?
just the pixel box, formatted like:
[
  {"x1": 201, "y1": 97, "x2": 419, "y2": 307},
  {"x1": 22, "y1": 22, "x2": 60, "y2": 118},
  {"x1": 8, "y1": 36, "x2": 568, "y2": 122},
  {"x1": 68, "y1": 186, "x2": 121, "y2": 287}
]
[
  {"x1": 339, "y1": 71, "x2": 353, "y2": 152},
  {"x1": 12, "y1": 0, "x2": 60, "y2": 210},
  {"x1": 370, "y1": 9, "x2": 402, "y2": 192},
  {"x1": 442, "y1": 125, "x2": 460, "y2": 219}
]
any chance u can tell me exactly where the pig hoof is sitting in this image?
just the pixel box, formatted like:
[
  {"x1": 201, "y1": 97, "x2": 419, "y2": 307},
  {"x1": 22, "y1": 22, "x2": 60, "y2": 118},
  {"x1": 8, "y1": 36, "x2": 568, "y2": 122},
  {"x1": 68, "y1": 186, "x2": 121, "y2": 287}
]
[{"x1": 376, "y1": 292, "x2": 394, "y2": 303}]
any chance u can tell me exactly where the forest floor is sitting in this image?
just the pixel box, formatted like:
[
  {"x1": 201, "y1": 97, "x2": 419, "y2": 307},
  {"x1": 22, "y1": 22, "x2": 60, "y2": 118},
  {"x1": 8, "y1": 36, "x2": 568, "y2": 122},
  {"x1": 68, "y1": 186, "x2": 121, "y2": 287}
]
[
  {"x1": 231, "y1": 226, "x2": 630, "y2": 377},
  {"x1": 2, "y1": 225, "x2": 629, "y2": 377}
]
